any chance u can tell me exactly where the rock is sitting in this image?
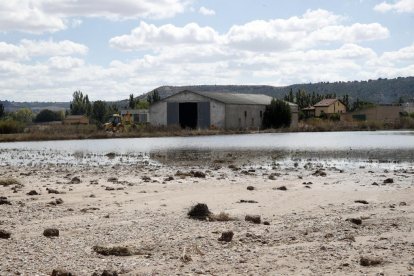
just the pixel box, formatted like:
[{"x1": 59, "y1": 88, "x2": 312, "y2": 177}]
[
  {"x1": 354, "y1": 200, "x2": 369, "y2": 204},
  {"x1": 0, "y1": 196, "x2": 11, "y2": 205},
  {"x1": 105, "y1": 152, "x2": 116, "y2": 159},
  {"x1": 188, "y1": 203, "x2": 211, "y2": 220},
  {"x1": 238, "y1": 200, "x2": 258, "y2": 203},
  {"x1": 192, "y1": 171, "x2": 206, "y2": 178},
  {"x1": 142, "y1": 176, "x2": 151, "y2": 182},
  {"x1": 70, "y1": 177, "x2": 81, "y2": 184},
  {"x1": 101, "y1": 271, "x2": 118, "y2": 276},
  {"x1": 371, "y1": 182, "x2": 379, "y2": 186},
  {"x1": 46, "y1": 188, "x2": 61, "y2": 194},
  {"x1": 383, "y1": 178, "x2": 394, "y2": 184},
  {"x1": 263, "y1": 221, "x2": 270, "y2": 225},
  {"x1": 360, "y1": 256, "x2": 382, "y2": 266},
  {"x1": 275, "y1": 186, "x2": 287, "y2": 191},
  {"x1": 399, "y1": 201, "x2": 407, "y2": 206},
  {"x1": 43, "y1": 228, "x2": 59, "y2": 237},
  {"x1": 105, "y1": 187, "x2": 115, "y2": 191},
  {"x1": 27, "y1": 190, "x2": 39, "y2": 196},
  {"x1": 51, "y1": 269, "x2": 74, "y2": 276},
  {"x1": 246, "y1": 186, "x2": 255, "y2": 191},
  {"x1": 93, "y1": 245, "x2": 134, "y2": 256},
  {"x1": 107, "y1": 177, "x2": 118, "y2": 182},
  {"x1": 346, "y1": 218, "x2": 362, "y2": 225},
  {"x1": 312, "y1": 169, "x2": 327, "y2": 177},
  {"x1": 218, "y1": 231, "x2": 234, "y2": 242},
  {"x1": 48, "y1": 198, "x2": 64, "y2": 205},
  {"x1": 245, "y1": 215, "x2": 261, "y2": 224},
  {"x1": 0, "y1": 229, "x2": 11, "y2": 239},
  {"x1": 164, "y1": 176, "x2": 174, "y2": 181}
]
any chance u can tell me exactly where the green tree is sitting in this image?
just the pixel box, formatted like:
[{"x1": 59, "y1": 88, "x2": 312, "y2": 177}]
[
  {"x1": 262, "y1": 99, "x2": 292, "y2": 129},
  {"x1": 128, "y1": 94, "x2": 136, "y2": 109},
  {"x1": 0, "y1": 103, "x2": 4, "y2": 118},
  {"x1": 70, "y1": 91, "x2": 92, "y2": 115},
  {"x1": 12, "y1": 108, "x2": 33, "y2": 123},
  {"x1": 147, "y1": 89, "x2": 161, "y2": 104},
  {"x1": 91, "y1": 101, "x2": 107, "y2": 123},
  {"x1": 35, "y1": 109, "x2": 62, "y2": 122}
]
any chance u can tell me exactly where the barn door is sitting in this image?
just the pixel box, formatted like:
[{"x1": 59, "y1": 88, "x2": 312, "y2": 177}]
[
  {"x1": 197, "y1": 102, "x2": 210, "y2": 129},
  {"x1": 167, "y1": 102, "x2": 179, "y2": 126}
]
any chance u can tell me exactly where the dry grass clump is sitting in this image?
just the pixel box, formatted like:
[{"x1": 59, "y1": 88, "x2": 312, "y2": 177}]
[
  {"x1": 188, "y1": 203, "x2": 211, "y2": 220},
  {"x1": 93, "y1": 245, "x2": 135, "y2": 256},
  {"x1": 208, "y1": 212, "x2": 236, "y2": 222},
  {"x1": 0, "y1": 178, "x2": 21, "y2": 187}
]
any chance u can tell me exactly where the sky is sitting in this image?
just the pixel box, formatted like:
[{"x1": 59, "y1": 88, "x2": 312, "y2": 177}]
[{"x1": 0, "y1": 0, "x2": 413, "y2": 102}]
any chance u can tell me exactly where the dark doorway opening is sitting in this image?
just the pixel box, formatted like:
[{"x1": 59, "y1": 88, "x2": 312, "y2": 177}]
[{"x1": 179, "y1": 102, "x2": 198, "y2": 129}]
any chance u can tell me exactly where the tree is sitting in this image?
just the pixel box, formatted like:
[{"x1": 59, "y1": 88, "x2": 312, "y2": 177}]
[
  {"x1": 0, "y1": 103, "x2": 4, "y2": 118},
  {"x1": 12, "y1": 108, "x2": 33, "y2": 123},
  {"x1": 91, "y1": 101, "x2": 107, "y2": 123},
  {"x1": 70, "y1": 91, "x2": 92, "y2": 115},
  {"x1": 128, "y1": 94, "x2": 136, "y2": 109},
  {"x1": 262, "y1": 99, "x2": 292, "y2": 129},
  {"x1": 147, "y1": 89, "x2": 161, "y2": 104},
  {"x1": 35, "y1": 109, "x2": 62, "y2": 122}
]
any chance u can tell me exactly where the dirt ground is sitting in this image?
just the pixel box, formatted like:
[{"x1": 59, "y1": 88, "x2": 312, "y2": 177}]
[{"x1": 0, "y1": 150, "x2": 413, "y2": 275}]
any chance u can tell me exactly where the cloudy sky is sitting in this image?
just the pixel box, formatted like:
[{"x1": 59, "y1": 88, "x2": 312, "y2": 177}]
[{"x1": 0, "y1": 0, "x2": 413, "y2": 101}]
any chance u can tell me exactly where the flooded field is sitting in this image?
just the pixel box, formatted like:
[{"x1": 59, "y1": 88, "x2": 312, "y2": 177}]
[{"x1": 1, "y1": 131, "x2": 413, "y2": 275}]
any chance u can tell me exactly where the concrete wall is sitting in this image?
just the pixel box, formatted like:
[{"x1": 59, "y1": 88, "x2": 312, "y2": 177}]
[
  {"x1": 315, "y1": 101, "x2": 347, "y2": 117},
  {"x1": 341, "y1": 106, "x2": 402, "y2": 122},
  {"x1": 225, "y1": 104, "x2": 266, "y2": 129},
  {"x1": 149, "y1": 91, "x2": 226, "y2": 128},
  {"x1": 149, "y1": 101, "x2": 167, "y2": 126}
]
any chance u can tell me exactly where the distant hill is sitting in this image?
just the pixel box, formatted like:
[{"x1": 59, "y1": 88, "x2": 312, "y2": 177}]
[
  {"x1": 2, "y1": 77, "x2": 413, "y2": 112},
  {"x1": 141, "y1": 77, "x2": 414, "y2": 104},
  {"x1": 0, "y1": 101, "x2": 70, "y2": 112}
]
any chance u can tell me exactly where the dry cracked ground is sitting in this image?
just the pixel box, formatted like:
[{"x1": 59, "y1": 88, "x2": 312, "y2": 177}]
[{"x1": 0, "y1": 150, "x2": 413, "y2": 275}]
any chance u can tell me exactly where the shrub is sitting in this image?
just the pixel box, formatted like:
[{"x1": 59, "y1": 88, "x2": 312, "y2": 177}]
[
  {"x1": 35, "y1": 109, "x2": 62, "y2": 122},
  {"x1": 262, "y1": 99, "x2": 292, "y2": 129},
  {"x1": 0, "y1": 120, "x2": 25, "y2": 134}
]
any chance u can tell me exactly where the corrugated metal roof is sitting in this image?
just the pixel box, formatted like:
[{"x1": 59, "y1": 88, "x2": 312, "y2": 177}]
[
  {"x1": 195, "y1": 91, "x2": 273, "y2": 105},
  {"x1": 314, "y1": 99, "x2": 339, "y2": 107}
]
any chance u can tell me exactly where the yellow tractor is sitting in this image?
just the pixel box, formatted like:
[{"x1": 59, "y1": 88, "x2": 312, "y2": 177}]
[
  {"x1": 104, "y1": 112, "x2": 133, "y2": 132},
  {"x1": 104, "y1": 114, "x2": 124, "y2": 132}
]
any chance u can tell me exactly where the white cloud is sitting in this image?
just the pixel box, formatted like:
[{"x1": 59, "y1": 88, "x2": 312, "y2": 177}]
[
  {"x1": 109, "y1": 21, "x2": 220, "y2": 50},
  {"x1": 111, "y1": 9, "x2": 389, "y2": 52},
  {"x1": 374, "y1": 0, "x2": 414, "y2": 13},
  {"x1": 0, "y1": 40, "x2": 88, "y2": 61},
  {"x1": 0, "y1": 0, "x2": 189, "y2": 33},
  {"x1": 199, "y1": 6, "x2": 215, "y2": 16}
]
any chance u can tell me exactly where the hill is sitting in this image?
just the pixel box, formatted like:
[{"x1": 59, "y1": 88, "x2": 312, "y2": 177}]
[{"x1": 142, "y1": 77, "x2": 414, "y2": 104}]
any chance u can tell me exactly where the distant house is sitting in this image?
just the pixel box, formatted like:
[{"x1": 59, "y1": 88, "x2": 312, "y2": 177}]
[
  {"x1": 302, "y1": 106, "x2": 315, "y2": 118},
  {"x1": 63, "y1": 115, "x2": 89, "y2": 125},
  {"x1": 120, "y1": 109, "x2": 149, "y2": 124},
  {"x1": 313, "y1": 99, "x2": 347, "y2": 117},
  {"x1": 149, "y1": 90, "x2": 298, "y2": 129},
  {"x1": 341, "y1": 105, "x2": 402, "y2": 123}
]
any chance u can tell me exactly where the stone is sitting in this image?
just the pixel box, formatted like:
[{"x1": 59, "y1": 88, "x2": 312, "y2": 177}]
[
  {"x1": 70, "y1": 177, "x2": 81, "y2": 184},
  {"x1": 188, "y1": 203, "x2": 211, "y2": 220},
  {"x1": 0, "y1": 229, "x2": 11, "y2": 239},
  {"x1": 245, "y1": 215, "x2": 261, "y2": 224},
  {"x1": 192, "y1": 171, "x2": 206, "y2": 178},
  {"x1": 47, "y1": 188, "x2": 61, "y2": 194},
  {"x1": 354, "y1": 200, "x2": 369, "y2": 204},
  {"x1": 383, "y1": 178, "x2": 394, "y2": 184},
  {"x1": 246, "y1": 186, "x2": 255, "y2": 191},
  {"x1": 275, "y1": 186, "x2": 287, "y2": 191},
  {"x1": 360, "y1": 256, "x2": 382, "y2": 266},
  {"x1": 51, "y1": 269, "x2": 74, "y2": 276},
  {"x1": 43, "y1": 228, "x2": 59, "y2": 237},
  {"x1": 0, "y1": 196, "x2": 11, "y2": 205},
  {"x1": 27, "y1": 190, "x2": 39, "y2": 195},
  {"x1": 346, "y1": 218, "x2": 362, "y2": 225},
  {"x1": 218, "y1": 231, "x2": 234, "y2": 242}
]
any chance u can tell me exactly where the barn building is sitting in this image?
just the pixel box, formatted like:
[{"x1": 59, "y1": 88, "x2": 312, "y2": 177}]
[{"x1": 149, "y1": 90, "x2": 298, "y2": 129}]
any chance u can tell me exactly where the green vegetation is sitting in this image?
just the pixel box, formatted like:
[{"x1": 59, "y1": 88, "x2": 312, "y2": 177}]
[
  {"x1": 91, "y1": 100, "x2": 107, "y2": 124},
  {"x1": 70, "y1": 91, "x2": 91, "y2": 115},
  {"x1": 0, "y1": 120, "x2": 25, "y2": 134},
  {"x1": 34, "y1": 109, "x2": 63, "y2": 122},
  {"x1": 0, "y1": 103, "x2": 4, "y2": 118},
  {"x1": 147, "y1": 89, "x2": 161, "y2": 104},
  {"x1": 262, "y1": 99, "x2": 292, "y2": 129}
]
